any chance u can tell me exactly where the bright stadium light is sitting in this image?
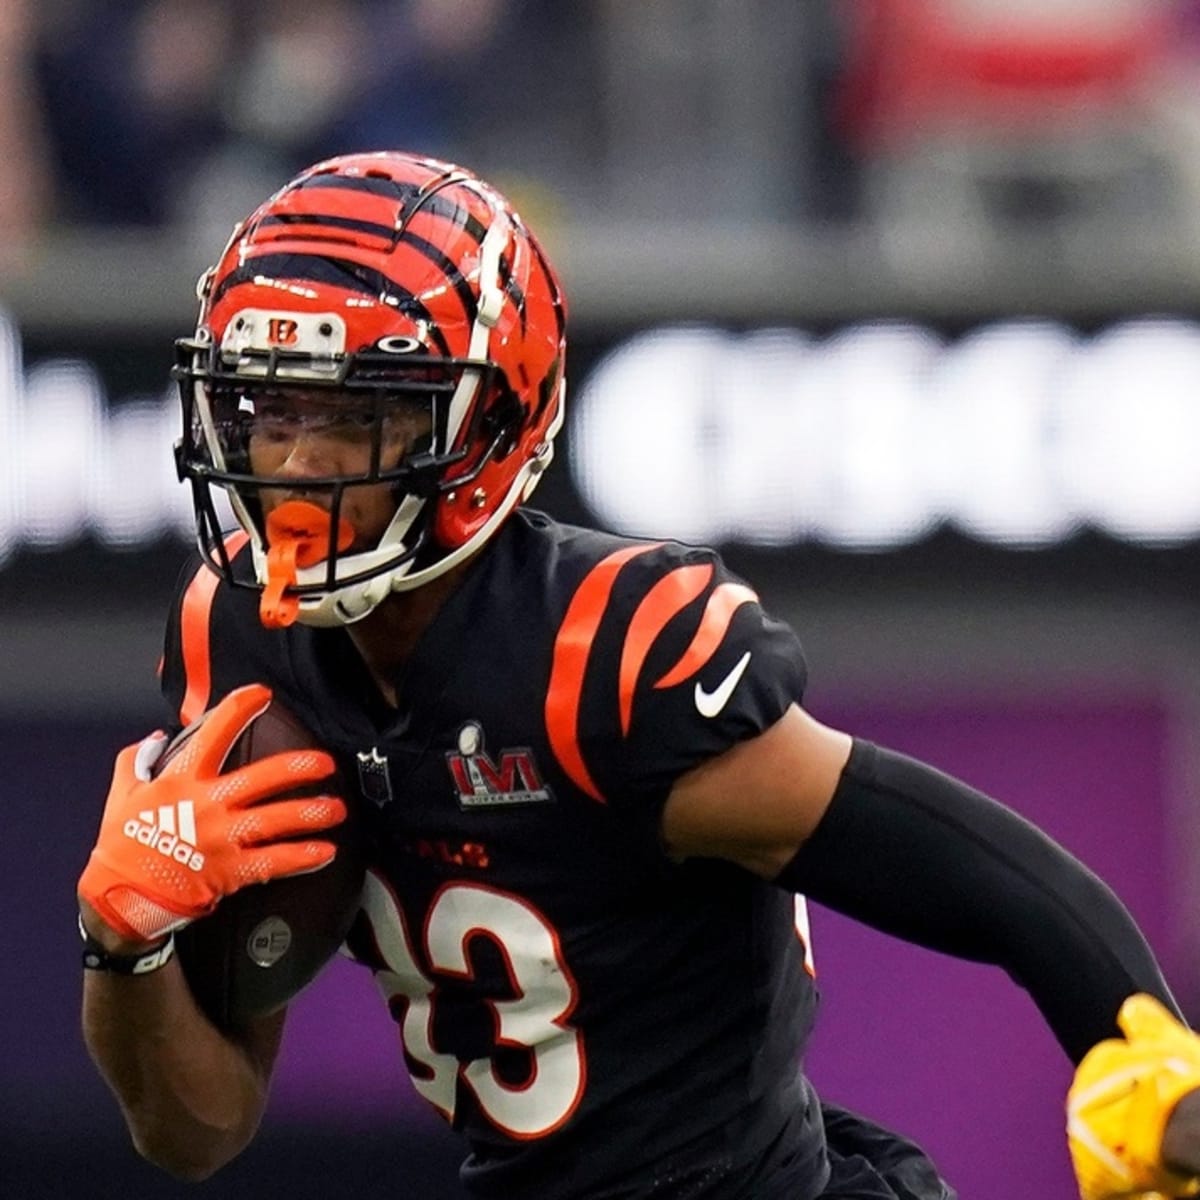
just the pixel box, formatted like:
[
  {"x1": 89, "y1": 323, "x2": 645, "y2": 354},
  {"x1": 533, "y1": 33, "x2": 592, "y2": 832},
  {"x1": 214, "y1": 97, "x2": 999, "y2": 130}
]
[
  {"x1": 3, "y1": 307, "x2": 1200, "y2": 563},
  {"x1": 22, "y1": 361, "x2": 104, "y2": 547},
  {"x1": 571, "y1": 320, "x2": 1200, "y2": 550},
  {"x1": 932, "y1": 321, "x2": 1081, "y2": 547},
  {"x1": 0, "y1": 309, "x2": 196, "y2": 566},
  {"x1": 0, "y1": 313, "x2": 23, "y2": 564},
  {"x1": 1057, "y1": 321, "x2": 1200, "y2": 545}
]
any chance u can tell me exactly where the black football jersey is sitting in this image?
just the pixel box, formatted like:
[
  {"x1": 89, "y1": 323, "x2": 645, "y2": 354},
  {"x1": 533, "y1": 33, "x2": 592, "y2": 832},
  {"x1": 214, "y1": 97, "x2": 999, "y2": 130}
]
[{"x1": 160, "y1": 510, "x2": 826, "y2": 1199}]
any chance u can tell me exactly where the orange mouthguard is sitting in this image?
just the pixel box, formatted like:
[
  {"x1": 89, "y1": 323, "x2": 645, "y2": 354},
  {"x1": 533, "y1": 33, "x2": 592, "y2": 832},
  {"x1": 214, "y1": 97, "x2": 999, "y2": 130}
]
[{"x1": 259, "y1": 500, "x2": 355, "y2": 628}]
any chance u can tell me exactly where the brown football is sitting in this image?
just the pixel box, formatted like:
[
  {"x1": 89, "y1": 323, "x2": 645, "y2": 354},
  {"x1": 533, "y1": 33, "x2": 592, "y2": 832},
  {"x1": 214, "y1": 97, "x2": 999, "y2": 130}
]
[{"x1": 163, "y1": 698, "x2": 364, "y2": 1030}]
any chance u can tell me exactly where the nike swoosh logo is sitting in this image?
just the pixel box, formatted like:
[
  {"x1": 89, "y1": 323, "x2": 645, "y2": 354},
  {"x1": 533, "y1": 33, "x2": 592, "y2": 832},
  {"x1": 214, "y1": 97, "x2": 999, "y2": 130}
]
[{"x1": 694, "y1": 651, "x2": 752, "y2": 718}]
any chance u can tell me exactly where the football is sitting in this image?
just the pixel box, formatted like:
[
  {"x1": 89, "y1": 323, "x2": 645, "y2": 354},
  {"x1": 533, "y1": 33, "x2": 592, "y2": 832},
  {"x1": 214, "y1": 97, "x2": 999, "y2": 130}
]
[{"x1": 164, "y1": 698, "x2": 365, "y2": 1030}]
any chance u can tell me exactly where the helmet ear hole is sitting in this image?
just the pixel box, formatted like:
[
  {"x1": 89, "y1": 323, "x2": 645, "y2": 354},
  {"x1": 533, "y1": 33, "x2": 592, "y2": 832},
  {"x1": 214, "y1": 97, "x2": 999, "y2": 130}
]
[
  {"x1": 482, "y1": 388, "x2": 524, "y2": 461},
  {"x1": 535, "y1": 356, "x2": 563, "y2": 421}
]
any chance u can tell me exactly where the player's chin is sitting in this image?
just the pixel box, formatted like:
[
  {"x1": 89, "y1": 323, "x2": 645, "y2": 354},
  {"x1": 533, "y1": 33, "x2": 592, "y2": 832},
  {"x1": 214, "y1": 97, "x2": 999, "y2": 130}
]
[
  {"x1": 324, "y1": 533, "x2": 377, "y2": 557},
  {"x1": 337, "y1": 521, "x2": 378, "y2": 556}
]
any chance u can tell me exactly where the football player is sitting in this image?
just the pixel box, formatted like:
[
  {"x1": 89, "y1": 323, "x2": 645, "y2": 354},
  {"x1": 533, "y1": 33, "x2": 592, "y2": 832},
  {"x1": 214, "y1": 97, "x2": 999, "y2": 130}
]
[{"x1": 76, "y1": 152, "x2": 1200, "y2": 1199}]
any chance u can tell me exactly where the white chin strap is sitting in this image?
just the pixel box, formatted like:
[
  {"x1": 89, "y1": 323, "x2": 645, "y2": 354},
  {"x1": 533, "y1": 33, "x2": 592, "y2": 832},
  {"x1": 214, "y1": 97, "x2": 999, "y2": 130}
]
[
  {"x1": 246, "y1": 492, "x2": 425, "y2": 628},
  {"x1": 296, "y1": 568, "x2": 403, "y2": 627}
]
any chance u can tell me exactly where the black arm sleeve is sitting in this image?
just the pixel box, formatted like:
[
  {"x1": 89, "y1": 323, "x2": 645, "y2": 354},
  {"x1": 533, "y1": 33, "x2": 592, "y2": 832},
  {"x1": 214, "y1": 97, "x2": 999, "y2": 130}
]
[{"x1": 777, "y1": 738, "x2": 1179, "y2": 1064}]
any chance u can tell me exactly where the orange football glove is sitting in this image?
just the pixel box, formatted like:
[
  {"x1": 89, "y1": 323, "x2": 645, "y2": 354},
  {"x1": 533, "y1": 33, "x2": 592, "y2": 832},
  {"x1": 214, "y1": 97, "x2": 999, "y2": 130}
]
[{"x1": 78, "y1": 683, "x2": 346, "y2": 944}]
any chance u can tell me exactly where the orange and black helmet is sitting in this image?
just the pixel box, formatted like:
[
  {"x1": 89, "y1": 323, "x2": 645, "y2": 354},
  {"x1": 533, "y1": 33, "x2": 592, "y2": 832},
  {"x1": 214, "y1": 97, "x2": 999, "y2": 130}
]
[{"x1": 174, "y1": 151, "x2": 567, "y2": 626}]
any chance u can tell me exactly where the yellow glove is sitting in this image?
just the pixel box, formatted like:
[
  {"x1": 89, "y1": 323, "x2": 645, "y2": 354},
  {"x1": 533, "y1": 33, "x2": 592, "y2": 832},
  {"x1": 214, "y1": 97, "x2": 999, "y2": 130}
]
[{"x1": 1068, "y1": 994, "x2": 1200, "y2": 1200}]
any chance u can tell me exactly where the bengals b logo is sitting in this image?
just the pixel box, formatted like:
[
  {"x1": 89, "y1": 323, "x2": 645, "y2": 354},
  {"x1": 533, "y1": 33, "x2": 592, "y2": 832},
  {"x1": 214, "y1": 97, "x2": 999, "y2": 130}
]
[{"x1": 267, "y1": 318, "x2": 299, "y2": 346}]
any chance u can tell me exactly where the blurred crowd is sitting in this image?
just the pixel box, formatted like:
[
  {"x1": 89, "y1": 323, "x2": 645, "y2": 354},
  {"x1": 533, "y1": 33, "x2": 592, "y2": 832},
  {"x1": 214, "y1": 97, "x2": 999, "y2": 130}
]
[
  {"x1": 20, "y1": 0, "x2": 595, "y2": 248},
  {"x1": 0, "y1": 0, "x2": 849, "y2": 255},
  {"x1": 5, "y1": 0, "x2": 1200, "y2": 256}
]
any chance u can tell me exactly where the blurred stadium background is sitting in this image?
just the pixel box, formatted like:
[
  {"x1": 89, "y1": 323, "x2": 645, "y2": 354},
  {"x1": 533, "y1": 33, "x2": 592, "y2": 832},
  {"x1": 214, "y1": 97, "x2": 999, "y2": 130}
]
[{"x1": 6, "y1": 1, "x2": 1200, "y2": 1196}]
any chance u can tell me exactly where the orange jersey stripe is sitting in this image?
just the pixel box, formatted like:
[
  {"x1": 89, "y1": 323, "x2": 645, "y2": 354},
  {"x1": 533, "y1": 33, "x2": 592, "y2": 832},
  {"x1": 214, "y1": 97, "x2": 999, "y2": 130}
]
[
  {"x1": 618, "y1": 563, "x2": 713, "y2": 737},
  {"x1": 545, "y1": 542, "x2": 660, "y2": 803},
  {"x1": 654, "y1": 583, "x2": 758, "y2": 689},
  {"x1": 178, "y1": 532, "x2": 249, "y2": 725}
]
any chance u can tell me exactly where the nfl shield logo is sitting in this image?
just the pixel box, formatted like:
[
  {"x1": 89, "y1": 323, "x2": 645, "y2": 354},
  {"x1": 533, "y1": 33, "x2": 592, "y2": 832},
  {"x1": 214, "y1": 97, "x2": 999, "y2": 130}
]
[{"x1": 356, "y1": 747, "x2": 393, "y2": 808}]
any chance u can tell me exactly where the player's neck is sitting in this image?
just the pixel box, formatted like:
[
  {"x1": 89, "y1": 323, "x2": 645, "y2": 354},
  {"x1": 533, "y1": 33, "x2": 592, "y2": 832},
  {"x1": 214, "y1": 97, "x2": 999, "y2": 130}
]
[{"x1": 344, "y1": 562, "x2": 470, "y2": 707}]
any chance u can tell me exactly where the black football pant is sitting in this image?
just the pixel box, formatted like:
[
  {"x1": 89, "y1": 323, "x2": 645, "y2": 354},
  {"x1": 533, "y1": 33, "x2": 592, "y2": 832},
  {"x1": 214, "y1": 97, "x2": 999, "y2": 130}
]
[{"x1": 817, "y1": 1102, "x2": 956, "y2": 1200}]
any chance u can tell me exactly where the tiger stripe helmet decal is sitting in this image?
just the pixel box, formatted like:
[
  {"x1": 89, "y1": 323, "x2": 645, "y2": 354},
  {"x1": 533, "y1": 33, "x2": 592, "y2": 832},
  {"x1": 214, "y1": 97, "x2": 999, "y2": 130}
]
[{"x1": 173, "y1": 152, "x2": 567, "y2": 628}]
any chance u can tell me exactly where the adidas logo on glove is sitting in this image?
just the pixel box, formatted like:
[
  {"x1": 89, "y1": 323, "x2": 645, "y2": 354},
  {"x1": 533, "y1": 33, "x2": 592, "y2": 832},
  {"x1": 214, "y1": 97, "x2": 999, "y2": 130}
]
[{"x1": 123, "y1": 801, "x2": 205, "y2": 871}]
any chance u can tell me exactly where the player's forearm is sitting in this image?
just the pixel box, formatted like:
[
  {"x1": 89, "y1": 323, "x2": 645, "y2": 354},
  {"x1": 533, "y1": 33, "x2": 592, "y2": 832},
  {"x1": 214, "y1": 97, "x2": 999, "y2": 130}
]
[
  {"x1": 82, "y1": 958, "x2": 276, "y2": 1180},
  {"x1": 778, "y1": 739, "x2": 1178, "y2": 1063},
  {"x1": 74, "y1": 685, "x2": 338, "y2": 1176}
]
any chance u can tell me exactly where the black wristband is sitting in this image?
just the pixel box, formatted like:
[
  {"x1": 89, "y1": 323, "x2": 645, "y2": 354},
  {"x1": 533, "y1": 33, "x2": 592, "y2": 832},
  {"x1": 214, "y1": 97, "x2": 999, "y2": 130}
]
[{"x1": 78, "y1": 914, "x2": 176, "y2": 975}]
